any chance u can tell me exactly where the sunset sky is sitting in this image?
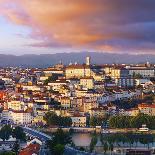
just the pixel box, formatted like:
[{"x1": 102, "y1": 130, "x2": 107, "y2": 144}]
[{"x1": 0, "y1": 0, "x2": 155, "y2": 55}]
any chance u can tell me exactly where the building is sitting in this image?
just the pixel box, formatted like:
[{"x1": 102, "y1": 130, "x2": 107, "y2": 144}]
[
  {"x1": 110, "y1": 67, "x2": 129, "y2": 79},
  {"x1": 138, "y1": 103, "x2": 155, "y2": 116},
  {"x1": 71, "y1": 115, "x2": 86, "y2": 127},
  {"x1": 80, "y1": 77, "x2": 94, "y2": 89},
  {"x1": 127, "y1": 67, "x2": 155, "y2": 78},
  {"x1": 115, "y1": 78, "x2": 135, "y2": 88},
  {"x1": 86, "y1": 56, "x2": 91, "y2": 66},
  {"x1": 65, "y1": 64, "x2": 91, "y2": 79},
  {"x1": 59, "y1": 97, "x2": 71, "y2": 109},
  {"x1": 89, "y1": 107, "x2": 107, "y2": 118},
  {"x1": 2, "y1": 110, "x2": 33, "y2": 125}
]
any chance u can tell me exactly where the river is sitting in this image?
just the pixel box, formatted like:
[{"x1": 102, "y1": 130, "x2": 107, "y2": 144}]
[
  {"x1": 72, "y1": 133, "x2": 92, "y2": 147},
  {"x1": 72, "y1": 133, "x2": 155, "y2": 148}
]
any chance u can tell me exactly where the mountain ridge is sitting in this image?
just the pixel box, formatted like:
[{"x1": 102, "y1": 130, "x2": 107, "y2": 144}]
[{"x1": 0, "y1": 52, "x2": 154, "y2": 67}]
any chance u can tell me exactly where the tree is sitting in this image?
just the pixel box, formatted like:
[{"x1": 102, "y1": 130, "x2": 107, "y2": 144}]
[
  {"x1": 44, "y1": 74, "x2": 60, "y2": 85},
  {"x1": 44, "y1": 112, "x2": 72, "y2": 127},
  {"x1": 47, "y1": 128, "x2": 72, "y2": 154},
  {"x1": 0, "y1": 125, "x2": 12, "y2": 141},
  {"x1": 53, "y1": 144, "x2": 64, "y2": 155},
  {"x1": 89, "y1": 135, "x2": 97, "y2": 152},
  {"x1": 103, "y1": 142, "x2": 108, "y2": 154},
  {"x1": 0, "y1": 152, "x2": 15, "y2": 155},
  {"x1": 89, "y1": 116, "x2": 103, "y2": 127},
  {"x1": 13, "y1": 126, "x2": 26, "y2": 141},
  {"x1": 132, "y1": 72, "x2": 143, "y2": 79},
  {"x1": 44, "y1": 111, "x2": 59, "y2": 126}
]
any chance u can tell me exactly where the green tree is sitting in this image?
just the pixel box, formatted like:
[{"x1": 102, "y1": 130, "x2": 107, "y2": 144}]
[
  {"x1": 44, "y1": 111, "x2": 59, "y2": 126},
  {"x1": 89, "y1": 135, "x2": 97, "y2": 152},
  {"x1": 0, "y1": 152, "x2": 16, "y2": 155},
  {"x1": 53, "y1": 144, "x2": 64, "y2": 155},
  {"x1": 47, "y1": 128, "x2": 72, "y2": 154},
  {"x1": 89, "y1": 116, "x2": 103, "y2": 127},
  {"x1": 44, "y1": 112, "x2": 72, "y2": 127},
  {"x1": 0, "y1": 125, "x2": 12, "y2": 141},
  {"x1": 13, "y1": 126, "x2": 26, "y2": 141},
  {"x1": 44, "y1": 74, "x2": 60, "y2": 85}
]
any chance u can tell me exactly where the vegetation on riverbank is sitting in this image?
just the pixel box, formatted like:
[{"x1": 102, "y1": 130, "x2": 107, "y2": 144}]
[{"x1": 109, "y1": 113, "x2": 155, "y2": 129}]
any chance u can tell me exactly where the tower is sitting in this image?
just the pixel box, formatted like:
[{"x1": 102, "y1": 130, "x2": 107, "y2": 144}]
[{"x1": 86, "y1": 56, "x2": 91, "y2": 66}]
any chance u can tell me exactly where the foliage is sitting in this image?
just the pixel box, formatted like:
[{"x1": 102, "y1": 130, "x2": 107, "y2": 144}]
[
  {"x1": 47, "y1": 128, "x2": 72, "y2": 154},
  {"x1": 0, "y1": 152, "x2": 16, "y2": 155},
  {"x1": 44, "y1": 111, "x2": 72, "y2": 127},
  {"x1": 0, "y1": 125, "x2": 12, "y2": 141},
  {"x1": 109, "y1": 113, "x2": 155, "y2": 129},
  {"x1": 44, "y1": 74, "x2": 60, "y2": 85},
  {"x1": 0, "y1": 125, "x2": 26, "y2": 142},
  {"x1": 111, "y1": 99, "x2": 141, "y2": 110},
  {"x1": 132, "y1": 72, "x2": 143, "y2": 79},
  {"x1": 53, "y1": 144, "x2": 64, "y2": 155},
  {"x1": 12, "y1": 126, "x2": 26, "y2": 141},
  {"x1": 89, "y1": 116, "x2": 104, "y2": 127},
  {"x1": 89, "y1": 132, "x2": 98, "y2": 152}
]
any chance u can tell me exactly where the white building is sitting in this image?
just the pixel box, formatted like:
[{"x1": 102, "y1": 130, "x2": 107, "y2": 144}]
[
  {"x1": 2, "y1": 110, "x2": 33, "y2": 125},
  {"x1": 71, "y1": 115, "x2": 86, "y2": 127}
]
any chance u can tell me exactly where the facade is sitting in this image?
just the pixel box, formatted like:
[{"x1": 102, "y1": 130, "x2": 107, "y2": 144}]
[
  {"x1": 65, "y1": 64, "x2": 91, "y2": 79},
  {"x1": 71, "y1": 115, "x2": 86, "y2": 127},
  {"x1": 80, "y1": 77, "x2": 94, "y2": 89},
  {"x1": 89, "y1": 107, "x2": 107, "y2": 117},
  {"x1": 110, "y1": 68, "x2": 129, "y2": 79},
  {"x1": 59, "y1": 97, "x2": 71, "y2": 109},
  {"x1": 128, "y1": 68, "x2": 155, "y2": 78},
  {"x1": 138, "y1": 103, "x2": 155, "y2": 116},
  {"x1": 115, "y1": 78, "x2": 135, "y2": 88},
  {"x1": 2, "y1": 110, "x2": 33, "y2": 124}
]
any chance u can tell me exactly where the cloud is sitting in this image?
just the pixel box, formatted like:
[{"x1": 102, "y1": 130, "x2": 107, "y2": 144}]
[{"x1": 0, "y1": 0, "x2": 155, "y2": 54}]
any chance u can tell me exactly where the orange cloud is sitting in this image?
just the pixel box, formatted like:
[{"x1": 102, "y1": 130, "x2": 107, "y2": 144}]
[
  {"x1": 0, "y1": 0, "x2": 109, "y2": 46},
  {"x1": 0, "y1": 0, "x2": 155, "y2": 53}
]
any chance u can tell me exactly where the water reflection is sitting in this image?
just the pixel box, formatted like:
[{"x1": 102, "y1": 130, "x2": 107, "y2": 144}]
[{"x1": 72, "y1": 133, "x2": 92, "y2": 147}]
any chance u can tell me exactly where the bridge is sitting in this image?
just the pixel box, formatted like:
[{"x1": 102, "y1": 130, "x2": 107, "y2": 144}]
[{"x1": 22, "y1": 127, "x2": 52, "y2": 142}]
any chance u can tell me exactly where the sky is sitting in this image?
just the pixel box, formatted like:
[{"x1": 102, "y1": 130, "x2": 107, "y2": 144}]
[{"x1": 0, "y1": 0, "x2": 155, "y2": 55}]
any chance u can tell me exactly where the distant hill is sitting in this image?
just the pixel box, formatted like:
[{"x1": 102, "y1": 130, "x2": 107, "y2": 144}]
[{"x1": 0, "y1": 52, "x2": 154, "y2": 67}]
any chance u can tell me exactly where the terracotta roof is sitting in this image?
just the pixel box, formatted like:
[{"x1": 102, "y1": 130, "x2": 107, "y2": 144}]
[
  {"x1": 66, "y1": 64, "x2": 90, "y2": 69},
  {"x1": 138, "y1": 103, "x2": 155, "y2": 108},
  {"x1": 19, "y1": 144, "x2": 40, "y2": 155}
]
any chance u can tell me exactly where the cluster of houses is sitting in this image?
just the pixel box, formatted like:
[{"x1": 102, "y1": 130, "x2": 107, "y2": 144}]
[{"x1": 0, "y1": 57, "x2": 154, "y2": 127}]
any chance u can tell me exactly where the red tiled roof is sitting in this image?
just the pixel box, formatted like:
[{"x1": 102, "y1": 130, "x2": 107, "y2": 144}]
[
  {"x1": 66, "y1": 64, "x2": 90, "y2": 69},
  {"x1": 19, "y1": 144, "x2": 40, "y2": 155}
]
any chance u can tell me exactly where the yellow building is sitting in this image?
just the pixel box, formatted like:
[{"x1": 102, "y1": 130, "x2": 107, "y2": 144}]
[
  {"x1": 65, "y1": 64, "x2": 91, "y2": 79},
  {"x1": 80, "y1": 77, "x2": 94, "y2": 89},
  {"x1": 89, "y1": 107, "x2": 107, "y2": 118},
  {"x1": 111, "y1": 68, "x2": 121, "y2": 78},
  {"x1": 33, "y1": 115, "x2": 46, "y2": 125},
  {"x1": 59, "y1": 97, "x2": 71, "y2": 109}
]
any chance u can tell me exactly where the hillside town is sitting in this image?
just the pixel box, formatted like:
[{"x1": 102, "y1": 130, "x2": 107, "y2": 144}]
[{"x1": 0, "y1": 57, "x2": 155, "y2": 155}]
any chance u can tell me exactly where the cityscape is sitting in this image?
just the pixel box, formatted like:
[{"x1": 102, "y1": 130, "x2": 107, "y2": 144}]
[
  {"x1": 0, "y1": 0, "x2": 155, "y2": 155},
  {"x1": 0, "y1": 57, "x2": 154, "y2": 154}
]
